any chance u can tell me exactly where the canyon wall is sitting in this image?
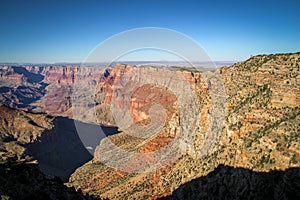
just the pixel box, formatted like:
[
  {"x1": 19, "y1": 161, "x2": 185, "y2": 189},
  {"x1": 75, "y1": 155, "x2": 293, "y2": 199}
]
[
  {"x1": 68, "y1": 53, "x2": 300, "y2": 199},
  {"x1": 0, "y1": 52, "x2": 299, "y2": 199}
]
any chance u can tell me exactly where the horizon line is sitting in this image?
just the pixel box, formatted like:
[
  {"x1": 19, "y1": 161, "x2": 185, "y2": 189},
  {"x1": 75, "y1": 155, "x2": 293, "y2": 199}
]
[{"x1": 0, "y1": 60, "x2": 237, "y2": 66}]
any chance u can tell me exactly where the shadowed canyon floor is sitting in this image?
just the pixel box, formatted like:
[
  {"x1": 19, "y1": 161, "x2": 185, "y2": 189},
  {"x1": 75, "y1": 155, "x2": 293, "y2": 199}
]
[
  {"x1": 25, "y1": 117, "x2": 119, "y2": 181},
  {"x1": 0, "y1": 106, "x2": 119, "y2": 182}
]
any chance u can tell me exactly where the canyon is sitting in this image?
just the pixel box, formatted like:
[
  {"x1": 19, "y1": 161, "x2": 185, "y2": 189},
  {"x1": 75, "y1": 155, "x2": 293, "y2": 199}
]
[{"x1": 0, "y1": 52, "x2": 299, "y2": 199}]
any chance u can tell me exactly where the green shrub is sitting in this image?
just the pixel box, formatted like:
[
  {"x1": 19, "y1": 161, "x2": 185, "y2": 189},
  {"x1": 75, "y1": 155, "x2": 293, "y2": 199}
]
[{"x1": 1, "y1": 195, "x2": 10, "y2": 200}]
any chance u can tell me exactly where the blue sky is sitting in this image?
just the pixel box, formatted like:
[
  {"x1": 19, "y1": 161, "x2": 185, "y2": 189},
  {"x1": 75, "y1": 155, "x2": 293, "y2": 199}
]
[{"x1": 0, "y1": 0, "x2": 299, "y2": 63}]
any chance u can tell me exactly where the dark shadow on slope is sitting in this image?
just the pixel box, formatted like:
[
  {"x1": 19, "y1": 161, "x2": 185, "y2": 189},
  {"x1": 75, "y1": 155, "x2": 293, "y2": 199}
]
[
  {"x1": 73, "y1": 120, "x2": 119, "y2": 155},
  {"x1": 25, "y1": 116, "x2": 119, "y2": 182},
  {"x1": 0, "y1": 158, "x2": 102, "y2": 200},
  {"x1": 0, "y1": 67, "x2": 48, "y2": 109},
  {"x1": 15, "y1": 82, "x2": 48, "y2": 107},
  {"x1": 12, "y1": 66, "x2": 44, "y2": 83},
  {"x1": 0, "y1": 83, "x2": 48, "y2": 109},
  {"x1": 0, "y1": 86, "x2": 10, "y2": 93},
  {"x1": 161, "y1": 165, "x2": 300, "y2": 200}
]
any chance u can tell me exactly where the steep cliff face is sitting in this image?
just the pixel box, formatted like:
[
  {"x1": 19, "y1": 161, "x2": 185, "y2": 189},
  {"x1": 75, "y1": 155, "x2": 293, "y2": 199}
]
[
  {"x1": 0, "y1": 65, "x2": 109, "y2": 119},
  {"x1": 68, "y1": 52, "x2": 300, "y2": 199},
  {"x1": 220, "y1": 53, "x2": 300, "y2": 170}
]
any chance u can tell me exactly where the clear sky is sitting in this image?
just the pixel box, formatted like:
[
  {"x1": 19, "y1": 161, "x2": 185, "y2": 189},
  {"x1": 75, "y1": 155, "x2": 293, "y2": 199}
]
[{"x1": 0, "y1": 0, "x2": 299, "y2": 63}]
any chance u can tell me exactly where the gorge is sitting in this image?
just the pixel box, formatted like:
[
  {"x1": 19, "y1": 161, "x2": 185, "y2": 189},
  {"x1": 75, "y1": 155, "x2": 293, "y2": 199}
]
[{"x1": 0, "y1": 52, "x2": 299, "y2": 199}]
